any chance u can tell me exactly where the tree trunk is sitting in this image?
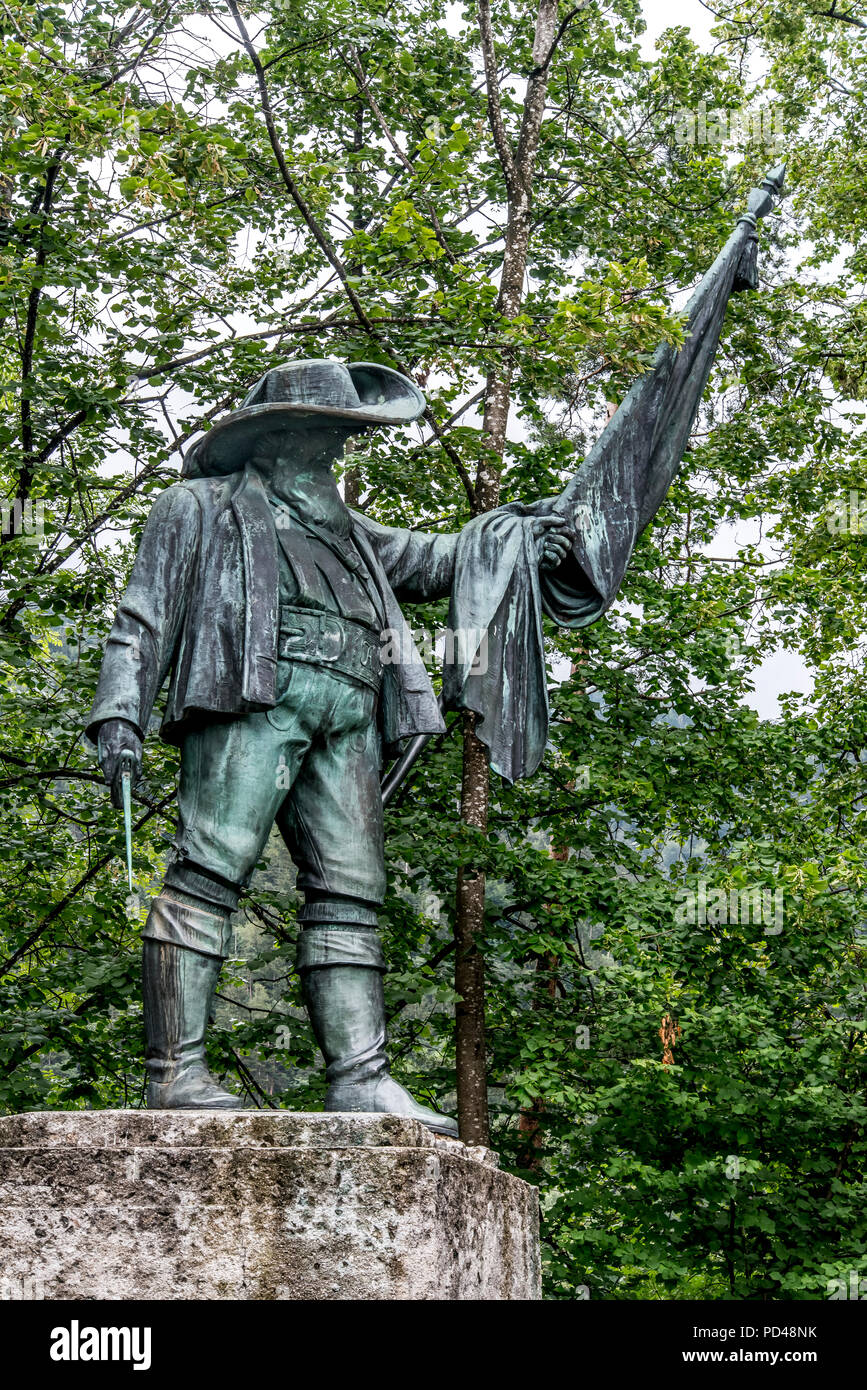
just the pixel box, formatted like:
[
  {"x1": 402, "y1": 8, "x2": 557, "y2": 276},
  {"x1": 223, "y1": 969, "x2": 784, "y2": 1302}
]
[
  {"x1": 453, "y1": 0, "x2": 562, "y2": 1145},
  {"x1": 455, "y1": 713, "x2": 491, "y2": 1142}
]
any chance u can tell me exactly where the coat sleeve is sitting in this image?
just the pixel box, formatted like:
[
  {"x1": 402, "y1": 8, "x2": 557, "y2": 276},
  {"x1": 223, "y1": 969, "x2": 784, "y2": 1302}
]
[
  {"x1": 351, "y1": 512, "x2": 458, "y2": 602},
  {"x1": 85, "y1": 485, "x2": 201, "y2": 742}
]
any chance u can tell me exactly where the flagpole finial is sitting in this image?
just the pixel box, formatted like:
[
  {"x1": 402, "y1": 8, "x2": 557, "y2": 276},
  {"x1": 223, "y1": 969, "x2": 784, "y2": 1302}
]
[{"x1": 742, "y1": 162, "x2": 786, "y2": 226}]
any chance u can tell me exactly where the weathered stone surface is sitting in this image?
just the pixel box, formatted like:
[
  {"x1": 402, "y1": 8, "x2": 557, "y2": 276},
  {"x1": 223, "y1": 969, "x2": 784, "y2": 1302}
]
[{"x1": 0, "y1": 1111, "x2": 540, "y2": 1301}]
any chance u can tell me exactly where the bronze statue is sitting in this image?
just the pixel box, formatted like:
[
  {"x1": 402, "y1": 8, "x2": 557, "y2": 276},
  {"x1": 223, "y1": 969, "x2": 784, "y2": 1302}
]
[{"x1": 87, "y1": 167, "x2": 784, "y2": 1133}]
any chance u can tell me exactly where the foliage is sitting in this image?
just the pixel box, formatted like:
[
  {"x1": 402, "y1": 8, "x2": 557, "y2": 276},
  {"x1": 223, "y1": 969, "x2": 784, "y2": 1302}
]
[{"x1": 1, "y1": 0, "x2": 865, "y2": 1298}]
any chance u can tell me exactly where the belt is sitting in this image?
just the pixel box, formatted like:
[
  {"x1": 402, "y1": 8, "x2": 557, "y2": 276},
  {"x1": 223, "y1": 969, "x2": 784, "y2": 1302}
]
[{"x1": 278, "y1": 608, "x2": 382, "y2": 692}]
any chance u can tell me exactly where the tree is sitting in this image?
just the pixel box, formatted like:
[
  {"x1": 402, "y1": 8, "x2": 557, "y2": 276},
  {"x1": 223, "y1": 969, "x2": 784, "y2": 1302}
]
[{"x1": 1, "y1": 0, "x2": 865, "y2": 1298}]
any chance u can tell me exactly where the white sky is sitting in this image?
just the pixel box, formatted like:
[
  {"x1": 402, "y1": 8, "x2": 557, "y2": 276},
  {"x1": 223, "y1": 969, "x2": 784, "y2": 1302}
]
[{"x1": 640, "y1": 0, "x2": 716, "y2": 54}]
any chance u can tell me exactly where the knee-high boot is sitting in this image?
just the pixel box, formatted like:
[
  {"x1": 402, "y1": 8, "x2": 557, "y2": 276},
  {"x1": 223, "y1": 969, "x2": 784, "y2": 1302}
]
[
  {"x1": 142, "y1": 893, "x2": 243, "y2": 1110},
  {"x1": 299, "y1": 927, "x2": 458, "y2": 1137}
]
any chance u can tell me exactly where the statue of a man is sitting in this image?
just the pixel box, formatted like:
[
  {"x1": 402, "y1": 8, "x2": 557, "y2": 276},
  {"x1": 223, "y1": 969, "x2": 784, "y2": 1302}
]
[
  {"x1": 88, "y1": 358, "x2": 571, "y2": 1135},
  {"x1": 87, "y1": 168, "x2": 783, "y2": 1134}
]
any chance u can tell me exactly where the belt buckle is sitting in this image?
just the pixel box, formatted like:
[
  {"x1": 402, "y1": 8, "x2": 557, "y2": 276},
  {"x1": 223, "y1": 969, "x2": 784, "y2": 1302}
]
[
  {"x1": 319, "y1": 615, "x2": 345, "y2": 662},
  {"x1": 279, "y1": 620, "x2": 305, "y2": 660}
]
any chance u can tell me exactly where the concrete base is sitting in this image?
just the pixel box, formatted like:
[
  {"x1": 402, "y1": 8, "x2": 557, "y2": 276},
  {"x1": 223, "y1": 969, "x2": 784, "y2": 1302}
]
[{"x1": 0, "y1": 1111, "x2": 540, "y2": 1300}]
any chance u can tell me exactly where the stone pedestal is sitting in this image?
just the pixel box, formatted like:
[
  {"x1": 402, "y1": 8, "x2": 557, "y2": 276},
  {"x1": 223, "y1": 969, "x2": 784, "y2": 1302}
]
[{"x1": 0, "y1": 1111, "x2": 540, "y2": 1300}]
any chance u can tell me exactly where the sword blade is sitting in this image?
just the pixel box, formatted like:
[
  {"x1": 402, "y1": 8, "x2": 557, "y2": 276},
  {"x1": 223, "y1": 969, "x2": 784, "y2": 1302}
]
[{"x1": 121, "y1": 760, "x2": 134, "y2": 891}]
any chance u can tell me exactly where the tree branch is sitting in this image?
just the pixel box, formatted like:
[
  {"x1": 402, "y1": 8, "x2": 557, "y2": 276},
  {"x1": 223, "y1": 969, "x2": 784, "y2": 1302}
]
[
  {"x1": 477, "y1": 1, "x2": 523, "y2": 198},
  {"x1": 227, "y1": 0, "x2": 383, "y2": 341},
  {"x1": 817, "y1": 1, "x2": 867, "y2": 29},
  {"x1": 527, "y1": 3, "x2": 590, "y2": 78}
]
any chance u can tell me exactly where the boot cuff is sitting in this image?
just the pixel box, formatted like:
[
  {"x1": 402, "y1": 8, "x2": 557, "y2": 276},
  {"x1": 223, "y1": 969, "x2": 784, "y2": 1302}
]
[
  {"x1": 165, "y1": 859, "x2": 241, "y2": 912},
  {"x1": 143, "y1": 893, "x2": 231, "y2": 959},
  {"x1": 298, "y1": 898, "x2": 379, "y2": 927},
  {"x1": 297, "y1": 927, "x2": 386, "y2": 972}
]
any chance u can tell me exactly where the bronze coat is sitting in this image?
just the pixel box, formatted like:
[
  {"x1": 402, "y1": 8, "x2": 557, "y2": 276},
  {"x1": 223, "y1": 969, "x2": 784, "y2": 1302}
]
[{"x1": 87, "y1": 468, "x2": 456, "y2": 756}]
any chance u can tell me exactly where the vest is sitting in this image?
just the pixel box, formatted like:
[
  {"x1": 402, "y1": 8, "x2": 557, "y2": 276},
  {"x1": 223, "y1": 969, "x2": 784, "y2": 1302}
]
[{"x1": 268, "y1": 497, "x2": 384, "y2": 630}]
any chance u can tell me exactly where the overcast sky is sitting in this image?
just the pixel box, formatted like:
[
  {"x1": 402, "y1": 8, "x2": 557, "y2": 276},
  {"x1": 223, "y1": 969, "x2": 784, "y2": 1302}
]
[{"x1": 640, "y1": 0, "x2": 715, "y2": 54}]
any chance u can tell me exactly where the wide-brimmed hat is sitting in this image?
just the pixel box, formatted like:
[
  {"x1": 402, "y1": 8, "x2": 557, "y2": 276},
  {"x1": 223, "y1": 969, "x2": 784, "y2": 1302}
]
[{"x1": 182, "y1": 359, "x2": 426, "y2": 478}]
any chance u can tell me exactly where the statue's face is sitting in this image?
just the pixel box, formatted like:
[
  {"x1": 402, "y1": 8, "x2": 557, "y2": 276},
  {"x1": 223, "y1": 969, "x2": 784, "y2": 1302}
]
[{"x1": 256, "y1": 424, "x2": 353, "y2": 476}]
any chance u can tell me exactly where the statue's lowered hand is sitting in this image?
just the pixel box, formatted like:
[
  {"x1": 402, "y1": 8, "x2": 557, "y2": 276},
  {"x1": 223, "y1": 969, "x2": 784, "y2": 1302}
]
[
  {"x1": 532, "y1": 515, "x2": 571, "y2": 571},
  {"x1": 97, "y1": 719, "x2": 143, "y2": 810}
]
